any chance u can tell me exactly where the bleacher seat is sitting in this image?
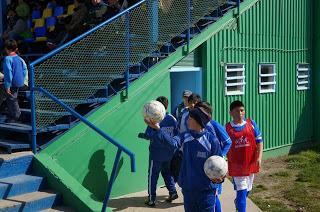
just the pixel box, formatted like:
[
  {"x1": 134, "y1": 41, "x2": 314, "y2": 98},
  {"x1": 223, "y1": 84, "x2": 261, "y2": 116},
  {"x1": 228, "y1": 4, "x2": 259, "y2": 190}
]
[
  {"x1": 42, "y1": 8, "x2": 53, "y2": 19},
  {"x1": 26, "y1": 19, "x2": 33, "y2": 29},
  {"x1": 34, "y1": 27, "x2": 47, "y2": 42},
  {"x1": 67, "y1": 4, "x2": 75, "y2": 16},
  {"x1": 46, "y1": 17, "x2": 56, "y2": 32},
  {"x1": 32, "y1": 10, "x2": 41, "y2": 20},
  {"x1": 34, "y1": 18, "x2": 45, "y2": 28},
  {"x1": 53, "y1": 6, "x2": 64, "y2": 17}
]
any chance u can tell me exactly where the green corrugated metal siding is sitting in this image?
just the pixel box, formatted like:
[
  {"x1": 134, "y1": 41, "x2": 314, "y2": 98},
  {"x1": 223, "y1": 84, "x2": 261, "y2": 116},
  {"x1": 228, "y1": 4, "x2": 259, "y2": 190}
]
[
  {"x1": 313, "y1": 0, "x2": 320, "y2": 141},
  {"x1": 202, "y1": 0, "x2": 313, "y2": 151}
]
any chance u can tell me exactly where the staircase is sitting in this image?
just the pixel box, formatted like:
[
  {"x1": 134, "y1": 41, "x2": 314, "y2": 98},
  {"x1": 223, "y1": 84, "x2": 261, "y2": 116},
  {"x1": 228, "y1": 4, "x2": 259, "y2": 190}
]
[
  {"x1": 0, "y1": 0, "x2": 242, "y2": 153},
  {"x1": 0, "y1": 152, "x2": 73, "y2": 211}
]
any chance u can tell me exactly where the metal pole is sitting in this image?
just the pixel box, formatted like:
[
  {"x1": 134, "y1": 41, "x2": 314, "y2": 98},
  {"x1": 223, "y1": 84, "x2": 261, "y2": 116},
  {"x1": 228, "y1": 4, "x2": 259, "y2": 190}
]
[
  {"x1": 125, "y1": 11, "x2": 130, "y2": 99},
  {"x1": 29, "y1": 65, "x2": 37, "y2": 153},
  {"x1": 101, "y1": 149, "x2": 122, "y2": 212},
  {"x1": 187, "y1": 0, "x2": 192, "y2": 52}
]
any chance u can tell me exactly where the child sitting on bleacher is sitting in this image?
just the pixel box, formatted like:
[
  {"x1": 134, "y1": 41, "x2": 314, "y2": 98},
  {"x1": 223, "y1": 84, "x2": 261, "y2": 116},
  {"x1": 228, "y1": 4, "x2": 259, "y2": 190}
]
[{"x1": 0, "y1": 39, "x2": 28, "y2": 123}]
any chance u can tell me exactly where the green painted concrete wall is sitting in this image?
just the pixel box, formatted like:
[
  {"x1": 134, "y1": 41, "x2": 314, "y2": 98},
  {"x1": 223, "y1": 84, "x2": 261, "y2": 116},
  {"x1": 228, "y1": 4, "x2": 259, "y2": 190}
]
[
  {"x1": 200, "y1": 0, "x2": 314, "y2": 154},
  {"x1": 313, "y1": 0, "x2": 320, "y2": 141},
  {"x1": 34, "y1": 67, "x2": 172, "y2": 211}
]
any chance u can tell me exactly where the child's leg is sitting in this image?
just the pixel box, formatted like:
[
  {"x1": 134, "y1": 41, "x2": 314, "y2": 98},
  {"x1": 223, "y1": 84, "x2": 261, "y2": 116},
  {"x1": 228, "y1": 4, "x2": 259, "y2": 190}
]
[
  {"x1": 160, "y1": 161, "x2": 177, "y2": 195},
  {"x1": 0, "y1": 86, "x2": 7, "y2": 107},
  {"x1": 197, "y1": 189, "x2": 216, "y2": 212},
  {"x1": 147, "y1": 159, "x2": 162, "y2": 202},
  {"x1": 215, "y1": 195, "x2": 221, "y2": 212},
  {"x1": 6, "y1": 88, "x2": 20, "y2": 120},
  {"x1": 215, "y1": 184, "x2": 222, "y2": 212},
  {"x1": 236, "y1": 189, "x2": 247, "y2": 212},
  {"x1": 233, "y1": 175, "x2": 254, "y2": 212}
]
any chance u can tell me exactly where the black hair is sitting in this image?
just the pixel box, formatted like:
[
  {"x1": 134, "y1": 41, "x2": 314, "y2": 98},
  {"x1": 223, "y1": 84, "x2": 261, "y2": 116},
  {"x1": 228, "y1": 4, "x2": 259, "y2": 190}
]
[
  {"x1": 187, "y1": 93, "x2": 201, "y2": 104},
  {"x1": 4, "y1": 39, "x2": 18, "y2": 52},
  {"x1": 156, "y1": 96, "x2": 168, "y2": 110},
  {"x1": 195, "y1": 101, "x2": 212, "y2": 118},
  {"x1": 230, "y1": 100, "x2": 245, "y2": 111}
]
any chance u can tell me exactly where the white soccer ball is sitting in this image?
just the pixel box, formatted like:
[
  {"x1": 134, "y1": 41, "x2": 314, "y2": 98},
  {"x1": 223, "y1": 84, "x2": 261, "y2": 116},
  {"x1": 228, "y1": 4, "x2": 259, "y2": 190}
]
[
  {"x1": 204, "y1": 156, "x2": 228, "y2": 180},
  {"x1": 142, "y1": 100, "x2": 166, "y2": 123}
]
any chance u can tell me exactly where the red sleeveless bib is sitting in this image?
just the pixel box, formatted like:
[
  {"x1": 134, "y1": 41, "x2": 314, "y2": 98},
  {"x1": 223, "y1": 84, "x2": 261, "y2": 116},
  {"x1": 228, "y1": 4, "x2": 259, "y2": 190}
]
[{"x1": 226, "y1": 119, "x2": 259, "y2": 176}]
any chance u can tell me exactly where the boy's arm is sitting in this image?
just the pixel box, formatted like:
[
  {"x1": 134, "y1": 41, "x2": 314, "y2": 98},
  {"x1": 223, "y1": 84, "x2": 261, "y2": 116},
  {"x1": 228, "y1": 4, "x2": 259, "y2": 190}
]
[
  {"x1": 256, "y1": 142, "x2": 263, "y2": 168},
  {"x1": 144, "y1": 119, "x2": 180, "y2": 149},
  {"x1": 22, "y1": 59, "x2": 28, "y2": 86},
  {"x1": 251, "y1": 120, "x2": 263, "y2": 168},
  {"x1": 3, "y1": 58, "x2": 13, "y2": 90},
  {"x1": 138, "y1": 126, "x2": 152, "y2": 140},
  {"x1": 213, "y1": 122, "x2": 232, "y2": 156},
  {"x1": 154, "y1": 128, "x2": 180, "y2": 149}
]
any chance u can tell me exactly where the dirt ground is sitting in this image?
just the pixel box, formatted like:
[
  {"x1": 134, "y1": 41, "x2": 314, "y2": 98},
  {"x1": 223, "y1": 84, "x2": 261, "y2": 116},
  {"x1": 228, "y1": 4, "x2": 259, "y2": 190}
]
[{"x1": 251, "y1": 144, "x2": 320, "y2": 212}]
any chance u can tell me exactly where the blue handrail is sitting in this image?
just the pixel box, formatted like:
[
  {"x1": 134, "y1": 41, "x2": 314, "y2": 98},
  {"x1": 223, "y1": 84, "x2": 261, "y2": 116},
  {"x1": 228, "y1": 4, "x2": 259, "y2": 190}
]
[
  {"x1": 36, "y1": 87, "x2": 136, "y2": 171},
  {"x1": 34, "y1": 87, "x2": 136, "y2": 212}
]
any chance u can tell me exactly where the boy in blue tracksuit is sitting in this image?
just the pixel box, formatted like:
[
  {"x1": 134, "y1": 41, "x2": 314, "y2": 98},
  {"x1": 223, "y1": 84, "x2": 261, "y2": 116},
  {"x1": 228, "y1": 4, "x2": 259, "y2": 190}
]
[
  {"x1": 146, "y1": 107, "x2": 224, "y2": 211},
  {"x1": 140, "y1": 96, "x2": 178, "y2": 207},
  {"x1": 178, "y1": 93, "x2": 201, "y2": 134},
  {"x1": 0, "y1": 39, "x2": 28, "y2": 122},
  {"x1": 195, "y1": 101, "x2": 232, "y2": 212}
]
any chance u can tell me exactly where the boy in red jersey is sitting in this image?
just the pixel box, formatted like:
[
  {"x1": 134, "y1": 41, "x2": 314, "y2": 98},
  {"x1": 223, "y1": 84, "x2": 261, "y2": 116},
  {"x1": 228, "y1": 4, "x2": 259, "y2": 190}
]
[{"x1": 226, "y1": 100, "x2": 263, "y2": 212}]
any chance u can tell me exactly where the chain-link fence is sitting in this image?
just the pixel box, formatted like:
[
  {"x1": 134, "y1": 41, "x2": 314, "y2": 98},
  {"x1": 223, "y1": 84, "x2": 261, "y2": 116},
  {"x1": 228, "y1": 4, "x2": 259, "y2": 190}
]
[{"x1": 32, "y1": 0, "x2": 227, "y2": 128}]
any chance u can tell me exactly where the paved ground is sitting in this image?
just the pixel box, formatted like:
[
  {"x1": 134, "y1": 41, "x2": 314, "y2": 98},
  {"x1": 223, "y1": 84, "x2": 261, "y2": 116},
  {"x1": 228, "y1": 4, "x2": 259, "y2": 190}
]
[{"x1": 109, "y1": 179, "x2": 262, "y2": 211}]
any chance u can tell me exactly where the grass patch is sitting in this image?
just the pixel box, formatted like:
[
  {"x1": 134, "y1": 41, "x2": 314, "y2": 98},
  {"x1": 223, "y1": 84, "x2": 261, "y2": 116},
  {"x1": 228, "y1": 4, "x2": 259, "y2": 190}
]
[
  {"x1": 251, "y1": 184, "x2": 268, "y2": 194},
  {"x1": 269, "y1": 171, "x2": 290, "y2": 178},
  {"x1": 251, "y1": 143, "x2": 320, "y2": 211},
  {"x1": 249, "y1": 197, "x2": 293, "y2": 212}
]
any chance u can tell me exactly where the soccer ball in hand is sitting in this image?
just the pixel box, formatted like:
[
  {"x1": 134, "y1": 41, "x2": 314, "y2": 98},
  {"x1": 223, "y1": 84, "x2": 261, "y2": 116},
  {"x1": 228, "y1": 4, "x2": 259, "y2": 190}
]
[
  {"x1": 204, "y1": 156, "x2": 228, "y2": 180},
  {"x1": 142, "y1": 100, "x2": 166, "y2": 123}
]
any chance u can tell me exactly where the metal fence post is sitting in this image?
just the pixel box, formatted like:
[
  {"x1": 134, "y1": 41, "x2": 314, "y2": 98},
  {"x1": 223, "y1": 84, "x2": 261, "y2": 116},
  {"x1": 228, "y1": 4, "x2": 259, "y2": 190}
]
[
  {"x1": 124, "y1": 11, "x2": 131, "y2": 101},
  {"x1": 29, "y1": 65, "x2": 37, "y2": 153},
  {"x1": 187, "y1": 0, "x2": 192, "y2": 52},
  {"x1": 101, "y1": 149, "x2": 122, "y2": 212}
]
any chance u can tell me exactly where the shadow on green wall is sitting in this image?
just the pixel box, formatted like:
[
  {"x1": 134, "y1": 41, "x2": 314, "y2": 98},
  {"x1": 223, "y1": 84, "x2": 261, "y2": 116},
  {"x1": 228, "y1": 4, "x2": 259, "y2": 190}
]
[
  {"x1": 82, "y1": 149, "x2": 124, "y2": 201},
  {"x1": 289, "y1": 92, "x2": 313, "y2": 154}
]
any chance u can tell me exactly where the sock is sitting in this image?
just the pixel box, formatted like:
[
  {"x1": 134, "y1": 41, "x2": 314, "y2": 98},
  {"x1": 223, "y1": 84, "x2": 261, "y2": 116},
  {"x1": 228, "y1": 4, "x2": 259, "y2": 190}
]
[{"x1": 236, "y1": 189, "x2": 247, "y2": 212}]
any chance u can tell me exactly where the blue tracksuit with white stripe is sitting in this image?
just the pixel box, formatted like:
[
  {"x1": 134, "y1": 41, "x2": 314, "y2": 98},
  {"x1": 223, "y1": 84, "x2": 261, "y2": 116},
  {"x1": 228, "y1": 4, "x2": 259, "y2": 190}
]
[
  {"x1": 178, "y1": 107, "x2": 189, "y2": 133},
  {"x1": 206, "y1": 120, "x2": 232, "y2": 196},
  {"x1": 145, "y1": 114, "x2": 178, "y2": 201},
  {"x1": 178, "y1": 130, "x2": 222, "y2": 212}
]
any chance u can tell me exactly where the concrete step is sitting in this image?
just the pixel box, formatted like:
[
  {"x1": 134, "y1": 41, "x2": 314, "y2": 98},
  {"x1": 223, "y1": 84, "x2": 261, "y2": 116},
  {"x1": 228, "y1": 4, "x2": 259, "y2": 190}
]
[
  {"x1": 0, "y1": 140, "x2": 31, "y2": 154},
  {"x1": 6, "y1": 191, "x2": 60, "y2": 212},
  {"x1": 41, "y1": 206, "x2": 75, "y2": 212},
  {"x1": 0, "y1": 153, "x2": 33, "y2": 178},
  {"x1": 0, "y1": 199, "x2": 21, "y2": 212},
  {"x1": 0, "y1": 175, "x2": 44, "y2": 199}
]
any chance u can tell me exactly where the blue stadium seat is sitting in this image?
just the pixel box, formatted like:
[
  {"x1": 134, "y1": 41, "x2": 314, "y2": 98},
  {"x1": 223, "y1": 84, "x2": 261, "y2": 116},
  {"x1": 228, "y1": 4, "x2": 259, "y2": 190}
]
[
  {"x1": 26, "y1": 19, "x2": 33, "y2": 29},
  {"x1": 46, "y1": 16, "x2": 56, "y2": 31},
  {"x1": 34, "y1": 27, "x2": 47, "y2": 41},
  {"x1": 32, "y1": 10, "x2": 41, "y2": 20},
  {"x1": 53, "y1": 6, "x2": 64, "y2": 17}
]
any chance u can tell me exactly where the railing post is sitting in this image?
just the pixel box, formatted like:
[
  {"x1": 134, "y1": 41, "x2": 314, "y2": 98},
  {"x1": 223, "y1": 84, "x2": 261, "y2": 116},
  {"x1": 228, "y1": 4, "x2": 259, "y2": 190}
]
[
  {"x1": 187, "y1": 0, "x2": 192, "y2": 52},
  {"x1": 236, "y1": 0, "x2": 241, "y2": 31},
  {"x1": 124, "y1": 11, "x2": 130, "y2": 101},
  {"x1": 101, "y1": 149, "x2": 122, "y2": 212},
  {"x1": 148, "y1": 0, "x2": 159, "y2": 45},
  {"x1": 29, "y1": 65, "x2": 37, "y2": 154}
]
